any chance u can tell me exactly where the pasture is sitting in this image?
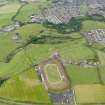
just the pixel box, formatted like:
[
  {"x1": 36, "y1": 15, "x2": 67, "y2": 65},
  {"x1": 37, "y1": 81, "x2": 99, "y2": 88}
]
[
  {"x1": 75, "y1": 85, "x2": 105, "y2": 103},
  {"x1": 0, "y1": 3, "x2": 21, "y2": 14},
  {"x1": 0, "y1": 68, "x2": 51, "y2": 103},
  {"x1": 81, "y1": 20, "x2": 105, "y2": 32},
  {"x1": 1, "y1": 1, "x2": 105, "y2": 104},
  {"x1": 66, "y1": 64, "x2": 100, "y2": 85},
  {"x1": 15, "y1": 1, "x2": 50, "y2": 22},
  {"x1": 96, "y1": 50, "x2": 105, "y2": 84},
  {"x1": 0, "y1": 2, "x2": 21, "y2": 28}
]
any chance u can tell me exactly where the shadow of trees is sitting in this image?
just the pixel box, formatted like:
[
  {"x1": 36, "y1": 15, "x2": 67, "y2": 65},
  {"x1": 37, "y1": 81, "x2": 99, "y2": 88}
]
[
  {"x1": 43, "y1": 15, "x2": 105, "y2": 34},
  {"x1": 29, "y1": 35, "x2": 80, "y2": 44}
]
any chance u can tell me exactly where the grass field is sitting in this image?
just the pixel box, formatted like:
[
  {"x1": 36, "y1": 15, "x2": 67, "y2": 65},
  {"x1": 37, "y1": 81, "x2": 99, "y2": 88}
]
[
  {"x1": 0, "y1": 2, "x2": 21, "y2": 28},
  {"x1": 96, "y1": 50, "x2": 105, "y2": 84},
  {"x1": 0, "y1": 32, "x2": 21, "y2": 61},
  {"x1": 66, "y1": 64, "x2": 100, "y2": 85},
  {"x1": 0, "y1": 49, "x2": 32, "y2": 78},
  {"x1": 45, "y1": 64, "x2": 61, "y2": 83},
  {"x1": 0, "y1": 68, "x2": 51, "y2": 103},
  {"x1": 81, "y1": 20, "x2": 105, "y2": 32},
  {"x1": 1, "y1": 1, "x2": 105, "y2": 104},
  {"x1": 15, "y1": 23, "x2": 45, "y2": 39},
  {"x1": 15, "y1": 1, "x2": 50, "y2": 22},
  {"x1": 75, "y1": 85, "x2": 105, "y2": 103},
  {"x1": 0, "y1": 3, "x2": 21, "y2": 14},
  {"x1": 0, "y1": 14, "x2": 13, "y2": 28}
]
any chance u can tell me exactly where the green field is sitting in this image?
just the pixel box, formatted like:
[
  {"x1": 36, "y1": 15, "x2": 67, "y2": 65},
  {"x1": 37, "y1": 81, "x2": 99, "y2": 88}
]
[
  {"x1": 1, "y1": 0, "x2": 105, "y2": 105},
  {"x1": 15, "y1": 0, "x2": 50, "y2": 22},
  {"x1": 81, "y1": 20, "x2": 105, "y2": 32},
  {"x1": 0, "y1": 3, "x2": 21, "y2": 28},
  {"x1": 96, "y1": 50, "x2": 105, "y2": 84},
  {"x1": 66, "y1": 64, "x2": 100, "y2": 85},
  {"x1": 0, "y1": 68, "x2": 51, "y2": 103},
  {"x1": 45, "y1": 64, "x2": 61, "y2": 83},
  {"x1": 75, "y1": 85, "x2": 105, "y2": 103}
]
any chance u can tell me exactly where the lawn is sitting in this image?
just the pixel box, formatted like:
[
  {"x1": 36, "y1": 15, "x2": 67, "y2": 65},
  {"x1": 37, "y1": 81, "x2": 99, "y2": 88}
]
[
  {"x1": 0, "y1": 68, "x2": 51, "y2": 103},
  {"x1": 66, "y1": 64, "x2": 100, "y2": 85},
  {"x1": 45, "y1": 64, "x2": 61, "y2": 83},
  {"x1": 75, "y1": 85, "x2": 105, "y2": 103}
]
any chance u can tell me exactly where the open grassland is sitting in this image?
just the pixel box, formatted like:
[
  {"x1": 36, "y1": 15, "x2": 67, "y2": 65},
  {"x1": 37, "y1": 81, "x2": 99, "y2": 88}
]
[
  {"x1": 81, "y1": 20, "x2": 105, "y2": 32},
  {"x1": 15, "y1": 23, "x2": 45, "y2": 39},
  {"x1": 15, "y1": 1, "x2": 50, "y2": 22},
  {"x1": 58, "y1": 39, "x2": 96, "y2": 61},
  {"x1": 75, "y1": 85, "x2": 105, "y2": 103},
  {"x1": 0, "y1": 2, "x2": 21, "y2": 28},
  {"x1": 22, "y1": 38, "x2": 96, "y2": 65},
  {"x1": 66, "y1": 64, "x2": 100, "y2": 85},
  {"x1": 0, "y1": 68, "x2": 51, "y2": 104},
  {"x1": 0, "y1": 32, "x2": 21, "y2": 62},
  {"x1": 0, "y1": 21, "x2": 99, "y2": 84},
  {"x1": 0, "y1": 3, "x2": 21, "y2": 14},
  {"x1": 0, "y1": 14, "x2": 14, "y2": 28},
  {"x1": 97, "y1": 50, "x2": 105, "y2": 84},
  {"x1": 0, "y1": 50, "x2": 31, "y2": 78}
]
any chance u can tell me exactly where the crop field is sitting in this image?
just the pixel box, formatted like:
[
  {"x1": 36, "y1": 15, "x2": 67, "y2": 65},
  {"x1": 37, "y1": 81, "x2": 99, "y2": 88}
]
[{"x1": 75, "y1": 85, "x2": 105, "y2": 103}]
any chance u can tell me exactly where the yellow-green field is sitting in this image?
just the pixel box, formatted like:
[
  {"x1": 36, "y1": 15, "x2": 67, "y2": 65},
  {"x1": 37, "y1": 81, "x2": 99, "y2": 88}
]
[
  {"x1": 0, "y1": 3, "x2": 21, "y2": 14},
  {"x1": 45, "y1": 64, "x2": 61, "y2": 83},
  {"x1": 1, "y1": 0, "x2": 105, "y2": 105},
  {"x1": 75, "y1": 85, "x2": 105, "y2": 103},
  {"x1": 0, "y1": 68, "x2": 51, "y2": 103}
]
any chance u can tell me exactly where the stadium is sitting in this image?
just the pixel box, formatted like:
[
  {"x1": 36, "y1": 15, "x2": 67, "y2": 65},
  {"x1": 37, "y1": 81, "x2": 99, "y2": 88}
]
[{"x1": 35, "y1": 53, "x2": 71, "y2": 92}]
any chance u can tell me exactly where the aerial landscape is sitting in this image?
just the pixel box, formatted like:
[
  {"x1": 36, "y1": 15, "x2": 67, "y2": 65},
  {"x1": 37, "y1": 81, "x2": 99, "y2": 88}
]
[{"x1": 0, "y1": 0, "x2": 105, "y2": 105}]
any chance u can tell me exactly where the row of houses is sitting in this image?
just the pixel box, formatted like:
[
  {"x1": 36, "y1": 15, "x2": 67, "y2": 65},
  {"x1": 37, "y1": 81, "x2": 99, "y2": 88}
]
[
  {"x1": 29, "y1": 0, "x2": 105, "y2": 24},
  {"x1": 83, "y1": 29, "x2": 105, "y2": 47}
]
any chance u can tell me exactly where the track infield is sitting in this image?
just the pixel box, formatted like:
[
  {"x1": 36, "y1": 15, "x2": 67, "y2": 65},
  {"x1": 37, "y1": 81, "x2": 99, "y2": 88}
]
[{"x1": 44, "y1": 64, "x2": 62, "y2": 83}]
